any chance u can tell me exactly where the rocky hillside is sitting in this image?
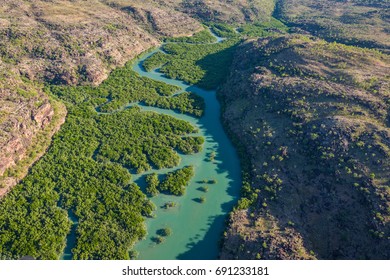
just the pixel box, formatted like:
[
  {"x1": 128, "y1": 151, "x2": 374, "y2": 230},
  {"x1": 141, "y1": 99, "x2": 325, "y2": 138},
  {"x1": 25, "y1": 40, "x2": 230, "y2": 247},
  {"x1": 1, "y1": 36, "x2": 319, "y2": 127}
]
[
  {"x1": 0, "y1": 0, "x2": 201, "y2": 86},
  {"x1": 178, "y1": 0, "x2": 275, "y2": 23},
  {"x1": 276, "y1": 0, "x2": 390, "y2": 52},
  {"x1": 219, "y1": 35, "x2": 389, "y2": 259},
  {"x1": 0, "y1": 71, "x2": 66, "y2": 195},
  {"x1": 101, "y1": 0, "x2": 205, "y2": 37}
]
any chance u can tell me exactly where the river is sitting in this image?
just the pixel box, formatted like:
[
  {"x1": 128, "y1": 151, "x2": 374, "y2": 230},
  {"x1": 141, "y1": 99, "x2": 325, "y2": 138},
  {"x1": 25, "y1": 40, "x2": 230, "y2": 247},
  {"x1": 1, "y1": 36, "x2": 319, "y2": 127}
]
[{"x1": 131, "y1": 31, "x2": 241, "y2": 260}]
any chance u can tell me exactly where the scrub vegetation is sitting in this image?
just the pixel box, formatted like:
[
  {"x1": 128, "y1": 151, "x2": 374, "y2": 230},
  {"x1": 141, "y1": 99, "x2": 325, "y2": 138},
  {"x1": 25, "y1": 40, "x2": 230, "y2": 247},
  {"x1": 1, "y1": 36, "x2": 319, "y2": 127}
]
[
  {"x1": 208, "y1": 23, "x2": 237, "y2": 38},
  {"x1": 159, "y1": 166, "x2": 195, "y2": 196},
  {"x1": 164, "y1": 29, "x2": 217, "y2": 44},
  {"x1": 143, "y1": 37, "x2": 241, "y2": 89},
  {"x1": 237, "y1": 18, "x2": 289, "y2": 38}
]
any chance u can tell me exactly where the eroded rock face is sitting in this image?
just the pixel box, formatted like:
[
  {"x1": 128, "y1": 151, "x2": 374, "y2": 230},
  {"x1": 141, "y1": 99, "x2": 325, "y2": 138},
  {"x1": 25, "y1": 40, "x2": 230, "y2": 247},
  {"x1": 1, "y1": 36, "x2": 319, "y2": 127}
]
[
  {"x1": 0, "y1": 137, "x2": 25, "y2": 176},
  {"x1": 32, "y1": 103, "x2": 54, "y2": 128},
  {"x1": 123, "y1": 4, "x2": 203, "y2": 37},
  {"x1": 0, "y1": 78, "x2": 66, "y2": 196}
]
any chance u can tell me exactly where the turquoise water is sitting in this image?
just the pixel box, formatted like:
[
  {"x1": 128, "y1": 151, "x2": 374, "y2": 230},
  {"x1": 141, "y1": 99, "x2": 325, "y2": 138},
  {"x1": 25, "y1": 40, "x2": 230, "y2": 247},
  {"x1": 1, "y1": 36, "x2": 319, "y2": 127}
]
[
  {"x1": 210, "y1": 30, "x2": 225, "y2": 43},
  {"x1": 61, "y1": 211, "x2": 78, "y2": 260},
  {"x1": 131, "y1": 45, "x2": 241, "y2": 259}
]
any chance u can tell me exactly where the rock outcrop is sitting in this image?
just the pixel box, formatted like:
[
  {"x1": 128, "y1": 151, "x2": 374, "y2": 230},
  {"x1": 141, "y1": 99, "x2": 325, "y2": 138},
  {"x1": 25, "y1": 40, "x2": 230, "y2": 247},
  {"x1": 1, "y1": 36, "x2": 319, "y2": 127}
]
[
  {"x1": 121, "y1": 4, "x2": 203, "y2": 37},
  {"x1": 0, "y1": 75, "x2": 67, "y2": 196}
]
